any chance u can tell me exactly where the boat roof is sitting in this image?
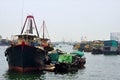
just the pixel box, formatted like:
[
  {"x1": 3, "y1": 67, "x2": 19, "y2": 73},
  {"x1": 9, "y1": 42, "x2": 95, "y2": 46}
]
[
  {"x1": 40, "y1": 38, "x2": 50, "y2": 41},
  {"x1": 15, "y1": 33, "x2": 39, "y2": 38}
]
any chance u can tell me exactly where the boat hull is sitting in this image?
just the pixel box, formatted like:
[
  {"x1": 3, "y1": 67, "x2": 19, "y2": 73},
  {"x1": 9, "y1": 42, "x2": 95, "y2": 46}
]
[
  {"x1": 5, "y1": 45, "x2": 45, "y2": 72},
  {"x1": 91, "y1": 48, "x2": 103, "y2": 54},
  {"x1": 103, "y1": 51, "x2": 120, "y2": 55},
  {"x1": 54, "y1": 58, "x2": 86, "y2": 73}
]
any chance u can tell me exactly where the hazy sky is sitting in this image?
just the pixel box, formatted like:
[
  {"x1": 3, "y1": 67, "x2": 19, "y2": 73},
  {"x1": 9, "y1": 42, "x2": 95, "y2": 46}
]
[{"x1": 0, "y1": 0, "x2": 120, "y2": 42}]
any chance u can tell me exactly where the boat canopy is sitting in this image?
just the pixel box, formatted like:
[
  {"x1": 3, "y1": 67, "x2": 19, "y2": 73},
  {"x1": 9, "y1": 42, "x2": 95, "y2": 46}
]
[
  {"x1": 70, "y1": 51, "x2": 84, "y2": 57},
  {"x1": 16, "y1": 34, "x2": 38, "y2": 38}
]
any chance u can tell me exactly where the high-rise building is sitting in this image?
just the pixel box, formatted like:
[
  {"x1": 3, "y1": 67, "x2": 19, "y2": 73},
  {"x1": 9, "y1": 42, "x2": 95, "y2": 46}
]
[{"x1": 110, "y1": 32, "x2": 120, "y2": 42}]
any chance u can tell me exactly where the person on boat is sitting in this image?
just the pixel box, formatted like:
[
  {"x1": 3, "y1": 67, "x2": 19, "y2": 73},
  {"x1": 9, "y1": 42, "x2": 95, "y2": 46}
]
[
  {"x1": 10, "y1": 41, "x2": 15, "y2": 46},
  {"x1": 56, "y1": 49, "x2": 64, "y2": 54},
  {"x1": 44, "y1": 43, "x2": 54, "y2": 54},
  {"x1": 44, "y1": 55, "x2": 51, "y2": 65}
]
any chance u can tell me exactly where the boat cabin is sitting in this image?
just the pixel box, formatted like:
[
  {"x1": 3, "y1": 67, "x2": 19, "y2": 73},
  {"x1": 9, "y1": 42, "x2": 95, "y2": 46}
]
[{"x1": 16, "y1": 34, "x2": 40, "y2": 46}]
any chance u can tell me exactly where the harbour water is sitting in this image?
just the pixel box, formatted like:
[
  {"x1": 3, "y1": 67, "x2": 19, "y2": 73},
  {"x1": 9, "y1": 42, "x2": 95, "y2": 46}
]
[{"x1": 0, "y1": 45, "x2": 120, "y2": 80}]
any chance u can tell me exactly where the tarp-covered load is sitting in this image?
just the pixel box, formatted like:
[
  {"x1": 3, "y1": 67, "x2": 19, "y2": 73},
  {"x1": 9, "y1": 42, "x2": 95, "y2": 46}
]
[
  {"x1": 70, "y1": 51, "x2": 84, "y2": 57},
  {"x1": 58, "y1": 54, "x2": 72, "y2": 63},
  {"x1": 104, "y1": 40, "x2": 118, "y2": 47},
  {"x1": 49, "y1": 53, "x2": 59, "y2": 61}
]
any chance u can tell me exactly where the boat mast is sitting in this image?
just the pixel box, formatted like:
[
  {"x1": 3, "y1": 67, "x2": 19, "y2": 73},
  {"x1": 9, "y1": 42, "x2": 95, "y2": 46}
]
[
  {"x1": 43, "y1": 20, "x2": 45, "y2": 39},
  {"x1": 40, "y1": 20, "x2": 51, "y2": 42},
  {"x1": 21, "y1": 15, "x2": 39, "y2": 37},
  {"x1": 29, "y1": 19, "x2": 33, "y2": 34}
]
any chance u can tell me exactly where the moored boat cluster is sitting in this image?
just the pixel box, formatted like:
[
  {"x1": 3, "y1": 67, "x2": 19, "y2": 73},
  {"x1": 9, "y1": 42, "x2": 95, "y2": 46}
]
[
  {"x1": 73, "y1": 40, "x2": 120, "y2": 55},
  {"x1": 44, "y1": 49, "x2": 86, "y2": 72},
  {"x1": 4, "y1": 15, "x2": 86, "y2": 73}
]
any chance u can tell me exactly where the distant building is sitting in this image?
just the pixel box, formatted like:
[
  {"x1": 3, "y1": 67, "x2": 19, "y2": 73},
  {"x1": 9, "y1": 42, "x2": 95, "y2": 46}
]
[{"x1": 110, "y1": 32, "x2": 120, "y2": 42}]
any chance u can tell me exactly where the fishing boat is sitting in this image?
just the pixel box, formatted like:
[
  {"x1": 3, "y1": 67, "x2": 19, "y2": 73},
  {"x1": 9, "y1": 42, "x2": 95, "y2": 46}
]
[
  {"x1": 0, "y1": 39, "x2": 11, "y2": 46},
  {"x1": 91, "y1": 48, "x2": 103, "y2": 54},
  {"x1": 39, "y1": 20, "x2": 54, "y2": 53},
  {"x1": 103, "y1": 40, "x2": 120, "y2": 55},
  {"x1": 91, "y1": 40, "x2": 104, "y2": 54},
  {"x1": 4, "y1": 15, "x2": 46, "y2": 72},
  {"x1": 39, "y1": 20, "x2": 55, "y2": 71},
  {"x1": 54, "y1": 50, "x2": 86, "y2": 73}
]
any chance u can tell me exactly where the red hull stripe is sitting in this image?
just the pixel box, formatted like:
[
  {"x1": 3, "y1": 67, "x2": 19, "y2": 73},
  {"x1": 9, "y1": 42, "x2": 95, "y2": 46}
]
[
  {"x1": 9, "y1": 66, "x2": 42, "y2": 72},
  {"x1": 16, "y1": 44, "x2": 31, "y2": 47}
]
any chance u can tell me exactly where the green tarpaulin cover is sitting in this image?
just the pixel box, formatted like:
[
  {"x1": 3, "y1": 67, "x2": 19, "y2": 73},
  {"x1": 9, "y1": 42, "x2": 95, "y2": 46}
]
[
  {"x1": 71, "y1": 51, "x2": 84, "y2": 57},
  {"x1": 58, "y1": 54, "x2": 72, "y2": 63}
]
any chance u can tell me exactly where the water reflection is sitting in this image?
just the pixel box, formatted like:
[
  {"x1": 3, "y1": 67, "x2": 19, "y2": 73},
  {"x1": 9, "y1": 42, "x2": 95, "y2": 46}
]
[
  {"x1": 44, "y1": 71, "x2": 79, "y2": 80},
  {"x1": 3, "y1": 70, "x2": 45, "y2": 80},
  {"x1": 3, "y1": 70, "x2": 81, "y2": 80}
]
